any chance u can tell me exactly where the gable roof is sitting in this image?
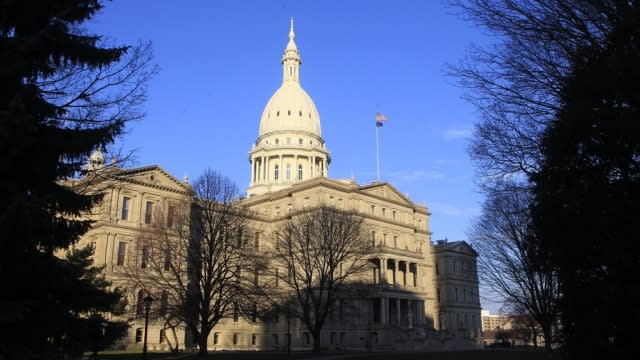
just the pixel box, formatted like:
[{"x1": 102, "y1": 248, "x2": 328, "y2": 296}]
[
  {"x1": 433, "y1": 240, "x2": 478, "y2": 257},
  {"x1": 108, "y1": 165, "x2": 192, "y2": 194}
]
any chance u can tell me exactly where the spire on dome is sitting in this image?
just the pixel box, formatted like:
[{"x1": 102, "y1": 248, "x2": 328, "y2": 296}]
[
  {"x1": 86, "y1": 147, "x2": 105, "y2": 172},
  {"x1": 282, "y1": 17, "x2": 301, "y2": 83},
  {"x1": 289, "y1": 17, "x2": 295, "y2": 39}
]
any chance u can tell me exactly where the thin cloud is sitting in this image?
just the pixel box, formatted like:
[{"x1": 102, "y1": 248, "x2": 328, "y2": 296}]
[
  {"x1": 430, "y1": 202, "x2": 481, "y2": 217},
  {"x1": 388, "y1": 170, "x2": 445, "y2": 183},
  {"x1": 441, "y1": 128, "x2": 472, "y2": 141}
]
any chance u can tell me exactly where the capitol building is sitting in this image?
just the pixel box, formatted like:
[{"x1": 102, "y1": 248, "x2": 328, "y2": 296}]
[{"x1": 78, "y1": 20, "x2": 481, "y2": 351}]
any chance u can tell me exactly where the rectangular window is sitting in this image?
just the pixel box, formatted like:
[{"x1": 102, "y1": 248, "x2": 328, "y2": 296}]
[
  {"x1": 252, "y1": 303, "x2": 257, "y2": 323},
  {"x1": 252, "y1": 334, "x2": 257, "y2": 345},
  {"x1": 233, "y1": 303, "x2": 239, "y2": 322},
  {"x1": 371, "y1": 231, "x2": 376, "y2": 246},
  {"x1": 233, "y1": 333, "x2": 238, "y2": 345},
  {"x1": 160, "y1": 291, "x2": 168, "y2": 315},
  {"x1": 141, "y1": 245, "x2": 150, "y2": 268},
  {"x1": 273, "y1": 334, "x2": 278, "y2": 345},
  {"x1": 437, "y1": 288, "x2": 441, "y2": 302},
  {"x1": 144, "y1": 201, "x2": 153, "y2": 224},
  {"x1": 164, "y1": 251, "x2": 171, "y2": 271},
  {"x1": 159, "y1": 329, "x2": 165, "y2": 343},
  {"x1": 167, "y1": 205, "x2": 175, "y2": 227},
  {"x1": 213, "y1": 332, "x2": 219, "y2": 345},
  {"x1": 117, "y1": 242, "x2": 126, "y2": 266},
  {"x1": 254, "y1": 232, "x2": 260, "y2": 251},
  {"x1": 121, "y1": 197, "x2": 131, "y2": 220}
]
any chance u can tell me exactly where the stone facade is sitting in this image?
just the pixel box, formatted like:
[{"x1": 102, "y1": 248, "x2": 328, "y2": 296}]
[{"x1": 74, "y1": 19, "x2": 482, "y2": 351}]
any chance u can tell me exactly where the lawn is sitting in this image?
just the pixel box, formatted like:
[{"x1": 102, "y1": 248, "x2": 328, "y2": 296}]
[{"x1": 92, "y1": 349, "x2": 560, "y2": 360}]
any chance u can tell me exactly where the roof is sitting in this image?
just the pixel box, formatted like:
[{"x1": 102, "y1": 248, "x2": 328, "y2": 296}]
[{"x1": 433, "y1": 240, "x2": 478, "y2": 257}]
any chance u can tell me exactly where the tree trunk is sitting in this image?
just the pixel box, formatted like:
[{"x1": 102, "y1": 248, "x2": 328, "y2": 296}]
[
  {"x1": 170, "y1": 326, "x2": 180, "y2": 352},
  {"x1": 542, "y1": 325, "x2": 553, "y2": 352},
  {"x1": 198, "y1": 334, "x2": 208, "y2": 356},
  {"x1": 312, "y1": 331, "x2": 321, "y2": 353}
]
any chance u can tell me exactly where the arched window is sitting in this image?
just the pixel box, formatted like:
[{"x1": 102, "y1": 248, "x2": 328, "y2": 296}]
[
  {"x1": 297, "y1": 164, "x2": 303, "y2": 180},
  {"x1": 286, "y1": 164, "x2": 291, "y2": 182},
  {"x1": 274, "y1": 165, "x2": 279, "y2": 181}
]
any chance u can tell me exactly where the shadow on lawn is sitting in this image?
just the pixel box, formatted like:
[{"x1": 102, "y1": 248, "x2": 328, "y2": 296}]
[{"x1": 92, "y1": 348, "x2": 560, "y2": 360}]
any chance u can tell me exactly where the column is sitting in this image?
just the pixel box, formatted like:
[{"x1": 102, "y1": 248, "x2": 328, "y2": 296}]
[
  {"x1": 279, "y1": 155, "x2": 283, "y2": 184},
  {"x1": 408, "y1": 300, "x2": 413, "y2": 329},
  {"x1": 414, "y1": 263, "x2": 419, "y2": 288},
  {"x1": 379, "y1": 297, "x2": 385, "y2": 324},
  {"x1": 251, "y1": 158, "x2": 255, "y2": 183},
  {"x1": 383, "y1": 297, "x2": 388, "y2": 324},
  {"x1": 392, "y1": 259, "x2": 397, "y2": 285},
  {"x1": 396, "y1": 299, "x2": 401, "y2": 328},
  {"x1": 402, "y1": 261, "x2": 407, "y2": 286},
  {"x1": 380, "y1": 257, "x2": 387, "y2": 283}
]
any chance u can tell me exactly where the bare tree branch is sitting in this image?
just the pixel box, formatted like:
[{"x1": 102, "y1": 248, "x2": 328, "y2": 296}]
[{"x1": 256, "y1": 205, "x2": 371, "y2": 353}]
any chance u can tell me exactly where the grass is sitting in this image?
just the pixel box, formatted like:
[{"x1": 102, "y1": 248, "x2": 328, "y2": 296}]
[{"x1": 90, "y1": 348, "x2": 560, "y2": 360}]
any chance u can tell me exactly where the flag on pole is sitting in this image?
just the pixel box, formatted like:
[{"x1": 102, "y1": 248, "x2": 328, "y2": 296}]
[{"x1": 375, "y1": 112, "x2": 388, "y2": 127}]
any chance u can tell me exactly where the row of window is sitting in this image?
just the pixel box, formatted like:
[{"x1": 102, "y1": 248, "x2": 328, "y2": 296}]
[
  {"x1": 267, "y1": 137, "x2": 313, "y2": 145},
  {"x1": 121, "y1": 197, "x2": 176, "y2": 226},
  {"x1": 273, "y1": 164, "x2": 303, "y2": 182},
  {"x1": 116, "y1": 241, "x2": 172, "y2": 270},
  {"x1": 370, "y1": 204, "x2": 426, "y2": 230},
  {"x1": 134, "y1": 328, "x2": 168, "y2": 344},
  {"x1": 370, "y1": 204, "x2": 397, "y2": 220},
  {"x1": 211, "y1": 331, "x2": 353, "y2": 346},
  {"x1": 135, "y1": 290, "x2": 169, "y2": 317},
  {"x1": 436, "y1": 287, "x2": 480, "y2": 305}
]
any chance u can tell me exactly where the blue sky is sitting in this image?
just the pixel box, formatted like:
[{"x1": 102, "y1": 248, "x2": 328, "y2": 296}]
[{"x1": 89, "y1": 0, "x2": 497, "y2": 310}]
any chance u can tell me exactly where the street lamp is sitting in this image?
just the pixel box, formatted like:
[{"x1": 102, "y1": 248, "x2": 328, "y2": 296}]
[{"x1": 142, "y1": 294, "x2": 154, "y2": 360}]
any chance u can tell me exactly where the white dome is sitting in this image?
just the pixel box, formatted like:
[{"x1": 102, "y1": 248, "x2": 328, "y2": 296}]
[{"x1": 259, "y1": 82, "x2": 321, "y2": 137}]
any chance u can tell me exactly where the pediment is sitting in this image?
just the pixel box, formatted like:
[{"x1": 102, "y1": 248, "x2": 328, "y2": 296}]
[
  {"x1": 112, "y1": 166, "x2": 190, "y2": 194},
  {"x1": 438, "y1": 241, "x2": 478, "y2": 257},
  {"x1": 358, "y1": 182, "x2": 413, "y2": 206}
]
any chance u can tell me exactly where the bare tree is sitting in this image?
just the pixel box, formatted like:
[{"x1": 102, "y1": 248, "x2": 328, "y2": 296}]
[
  {"x1": 125, "y1": 169, "x2": 253, "y2": 355},
  {"x1": 259, "y1": 205, "x2": 371, "y2": 353},
  {"x1": 470, "y1": 189, "x2": 559, "y2": 351},
  {"x1": 448, "y1": 0, "x2": 613, "y2": 192}
]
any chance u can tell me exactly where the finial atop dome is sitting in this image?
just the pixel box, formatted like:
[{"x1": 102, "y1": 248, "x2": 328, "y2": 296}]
[
  {"x1": 289, "y1": 17, "x2": 295, "y2": 39},
  {"x1": 282, "y1": 17, "x2": 301, "y2": 83},
  {"x1": 285, "y1": 17, "x2": 298, "y2": 53},
  {"x1": 86, "y1": 147, "x2": 105, "y2": 172}
]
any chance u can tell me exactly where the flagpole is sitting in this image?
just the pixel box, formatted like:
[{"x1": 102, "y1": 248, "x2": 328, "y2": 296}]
[{"x1": 375, "y1": 123, "x2": 380, "y2": 181}]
